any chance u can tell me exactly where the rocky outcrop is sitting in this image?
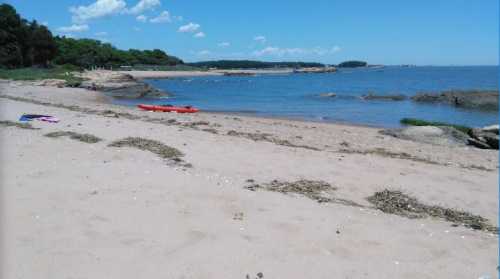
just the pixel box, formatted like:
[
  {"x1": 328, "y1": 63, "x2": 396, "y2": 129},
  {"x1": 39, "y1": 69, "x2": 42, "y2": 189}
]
[
  {"x1": 467, "y1": 126, "x2": 499, "y2": 149},
  {"x1": 381, "y1": 124, "x2": 499, "y2": 150},
  {"x1": 411, "y1": 90, "x2": 499, "y2": 111},
  {"x1": 78, "y1": 71, "x2": 169, "y2": 99},
  {"x1": 361, "y1": 93, "x2": 407, "y2": 101},
  {"x1": 380, "y1": 126, "x2": 470, "y2": 146}
]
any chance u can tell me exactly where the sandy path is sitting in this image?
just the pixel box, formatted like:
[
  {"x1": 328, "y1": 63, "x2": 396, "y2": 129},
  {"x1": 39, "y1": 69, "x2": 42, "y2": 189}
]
[{"x1": 0, "y1": 81, "x2": 498, "y2": 278}]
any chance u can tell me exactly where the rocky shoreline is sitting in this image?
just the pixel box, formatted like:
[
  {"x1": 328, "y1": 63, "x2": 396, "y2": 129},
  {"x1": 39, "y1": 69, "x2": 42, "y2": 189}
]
[
  {"x1": 381, "y1": 124, "x2": 499, "y2": 150},
  {"x1": 77, "y1": 71, "x2": 169, "y2": 99}
]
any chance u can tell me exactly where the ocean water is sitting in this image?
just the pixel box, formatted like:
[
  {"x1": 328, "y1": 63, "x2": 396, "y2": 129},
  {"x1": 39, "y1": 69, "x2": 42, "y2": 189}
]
[{"x1": 114, "y1": 66, "x2": 499, "y2": 128}]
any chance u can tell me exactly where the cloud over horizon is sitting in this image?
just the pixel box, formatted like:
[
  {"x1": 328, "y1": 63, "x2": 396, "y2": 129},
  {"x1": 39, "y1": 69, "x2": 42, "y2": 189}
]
[
  {"x1": 254, "y1": 35, "x2": 266, "y2": 43},
  {"x1": 57, "y1": 24, "x2": 89, "y2": 33},
  {"x1": 218, "y1": 42, "x2": 230, "y2": 48},
  {"x1": 253, "y1": 46, "x2": 342, "y2": 57}
]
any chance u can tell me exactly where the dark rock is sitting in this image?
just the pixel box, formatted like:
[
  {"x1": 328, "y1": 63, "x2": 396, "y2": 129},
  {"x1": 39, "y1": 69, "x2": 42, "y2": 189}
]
[
  {"x1": 482, "y1": 124, "x2": 499, "y2": 135},
  {"x1": 467, "y1": 138, "x2": 492, "y2": 149},
  {"x1": 361, "y1": 93, "x2": 407, "y2": 101},
  {"x1": 412, "y1": 90, "x2": 499, "y2": 111},
  {"x1": 485, "y1": 134, "x2": 499, "y2": 149},
  {"x1": 469, "y1": 128, "x2": 499, "y2": 149}
]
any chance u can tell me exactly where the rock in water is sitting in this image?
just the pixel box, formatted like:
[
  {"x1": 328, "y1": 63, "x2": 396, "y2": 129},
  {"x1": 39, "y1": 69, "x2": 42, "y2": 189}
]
[
  {"x1": 319, "y1": 92, "x2": 337, "y2": 98},
  {"x1": 411, "y1": 90, "x2": 499, "y2": 111},
  {"x1": 361, "y1": 93, "x2": 407, "y2": 101}
]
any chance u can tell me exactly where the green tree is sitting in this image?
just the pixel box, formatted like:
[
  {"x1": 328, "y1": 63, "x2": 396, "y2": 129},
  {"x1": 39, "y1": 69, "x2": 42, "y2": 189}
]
[
  {"x1": 0, "y1": 4, "x2": 23, "y2": 67},
  {"x1": 0, "y1": 4, "x2": 57, "y2": 68}
]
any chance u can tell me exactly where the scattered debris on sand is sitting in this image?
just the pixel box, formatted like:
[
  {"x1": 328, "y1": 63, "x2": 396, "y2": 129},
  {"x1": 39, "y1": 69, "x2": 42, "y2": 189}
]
[
  {"x1": 233, "y1": 212, "x2": 244, "y2": 221},
  {"x1": 202, "y1": 128, "x2": 219, "y2": 134},
  {"x1": 367, "y1": 189, "x2": 498, "y2": 233},
  {"x1": 0, "y1": 120, "x2": 39, "y2": 130},
  {"x1": 182, "y1": 121, "x2": 211, "y2": 128},
  {"x1": 245, "y1": 179, "x2": 362, "y2": 207},
  {"x1": 227, "y1": 130, "x2": 320, "y2": 151},
  {"x1": 108, "y1": 137, "x2": 187, "y2": 165},
  {"x1": 338, "y1": 147, "x2": 494, "y2": 172},
  {"x1": 44, "y1": 131, "x2": 102, "y2": 143}
]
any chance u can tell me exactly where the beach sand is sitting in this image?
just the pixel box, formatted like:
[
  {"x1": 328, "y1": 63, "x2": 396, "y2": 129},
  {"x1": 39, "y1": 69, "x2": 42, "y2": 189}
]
[{"x1": 0, "y1": 77, "x2": 498, "y2": 279}]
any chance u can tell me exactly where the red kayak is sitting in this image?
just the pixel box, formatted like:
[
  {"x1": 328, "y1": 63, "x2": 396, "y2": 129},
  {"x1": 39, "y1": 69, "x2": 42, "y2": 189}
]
[{"x1": 137, "y1": 104, "x2": 199, "y2": 113}]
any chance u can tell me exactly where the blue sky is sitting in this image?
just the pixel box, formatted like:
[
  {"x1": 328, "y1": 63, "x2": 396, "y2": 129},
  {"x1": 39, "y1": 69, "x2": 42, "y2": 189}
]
[{"x1": 3, "y1": 0, "x2": 499, "y2": 65}]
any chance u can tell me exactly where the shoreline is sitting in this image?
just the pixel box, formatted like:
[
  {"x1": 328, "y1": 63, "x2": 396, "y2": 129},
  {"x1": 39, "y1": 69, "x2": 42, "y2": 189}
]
[{"x1": 1, "y1": 78, "x2": 498, "y2": 278}]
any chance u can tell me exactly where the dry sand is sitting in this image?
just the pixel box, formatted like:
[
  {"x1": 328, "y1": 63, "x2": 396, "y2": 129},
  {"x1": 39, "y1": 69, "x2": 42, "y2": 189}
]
[{"x1": 0, "y1": 79, "x2": 498, "y2": 279}]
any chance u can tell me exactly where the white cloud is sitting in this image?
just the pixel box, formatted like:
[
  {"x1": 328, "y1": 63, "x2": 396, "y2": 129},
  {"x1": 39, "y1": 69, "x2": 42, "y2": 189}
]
[
  {"x1": 194, "y1": 32, "x2": 205, "y2": 38},
  {"x1": 254, "y1": 35, "x2": 266, "y2": 43},
  {"x1": 178, "y1": 22, "x2": 200, "y2": 33},
  {"x1": 253, "y1": 46, "x2": 341, "y2": 57},
  {"x1": 331, "y1": 46, "x2": 342, "y2": 53},
  {"x1": 149, "y1": 10, "x2": 171, "y2": 23},
  {"x1": 57, "y1": 24, "x2": 89, "y2": 33},
  {"x1": 70, "y1": 0, "x2": 127, "y2": 23},
  {"x1": 128, "y1": 0, "x2": 161, "y2": 14},
  {"x1": 136, "y1": 14, "x2": 148, "y2": 22},
  {"x1": 95, "y1": 31, "x2": 107, "y2": 36},
  {"x1": 196, "y1": 50, "x2": 211, "y2": 56},
  {"x1": 41, "y1": 21, "x2": 49, "y2": 26},
  {"x1": 218, "y1": 42, "x2": 230, "y2": 48}
]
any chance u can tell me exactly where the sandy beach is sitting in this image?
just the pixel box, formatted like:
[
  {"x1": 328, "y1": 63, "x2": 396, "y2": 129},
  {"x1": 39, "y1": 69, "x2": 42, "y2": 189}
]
[{"x1": 0, "y1": 73, "x2": 498, "y2": 278}]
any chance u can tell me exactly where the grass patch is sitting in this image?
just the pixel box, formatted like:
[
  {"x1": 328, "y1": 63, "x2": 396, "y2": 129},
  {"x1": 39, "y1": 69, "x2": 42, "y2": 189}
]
[
  {"x1": 0, "y1": 66, "x2": 84, "y2": 87},
  {"x1": 367, "y1": 189, "x2": 498, "y2": 233},
  {"x1": 44, "y1": 131, "x2": 102, "y2": 143},
  {"x1": 0, "y1": 120, "x2": 39, "y2": 130},
  {"x1": 400, "y1": 118, "x2": 472, "y2": 134},
  {"x1": 108, "y1": 137, "x2": 184, "y2": 162}
]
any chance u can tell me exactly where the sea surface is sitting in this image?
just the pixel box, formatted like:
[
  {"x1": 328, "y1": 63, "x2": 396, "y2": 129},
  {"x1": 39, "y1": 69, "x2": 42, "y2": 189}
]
[{"x1": 114, "y1": 66, "x2": 499, "y2": 128}]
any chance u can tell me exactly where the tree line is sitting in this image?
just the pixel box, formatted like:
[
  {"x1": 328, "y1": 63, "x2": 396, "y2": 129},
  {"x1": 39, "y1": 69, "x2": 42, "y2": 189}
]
[{"x1": 0, "y1": 3, "x2": 183, "y2": 69}]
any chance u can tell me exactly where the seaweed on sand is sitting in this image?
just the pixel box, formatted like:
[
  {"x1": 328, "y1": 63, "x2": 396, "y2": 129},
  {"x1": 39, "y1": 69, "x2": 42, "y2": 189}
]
[
  {"x1": 367, "y1": 189, "x2": 498, "y2": 233},
  {"x1": 245, "y1": 179, "x2": 362, "y2": 207},
  {"x1": 227, "y1": 130, "x2": 321, "y2": 151},
  {"x1": 0, "y1": 120, "x2": 39, "y2": 130},
  {"x1": 108, "y1": 137, "x2": 187, "y2": 165},
  {"x1": 44, "y1": 131, "x2": 102, "y2": 143}
]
